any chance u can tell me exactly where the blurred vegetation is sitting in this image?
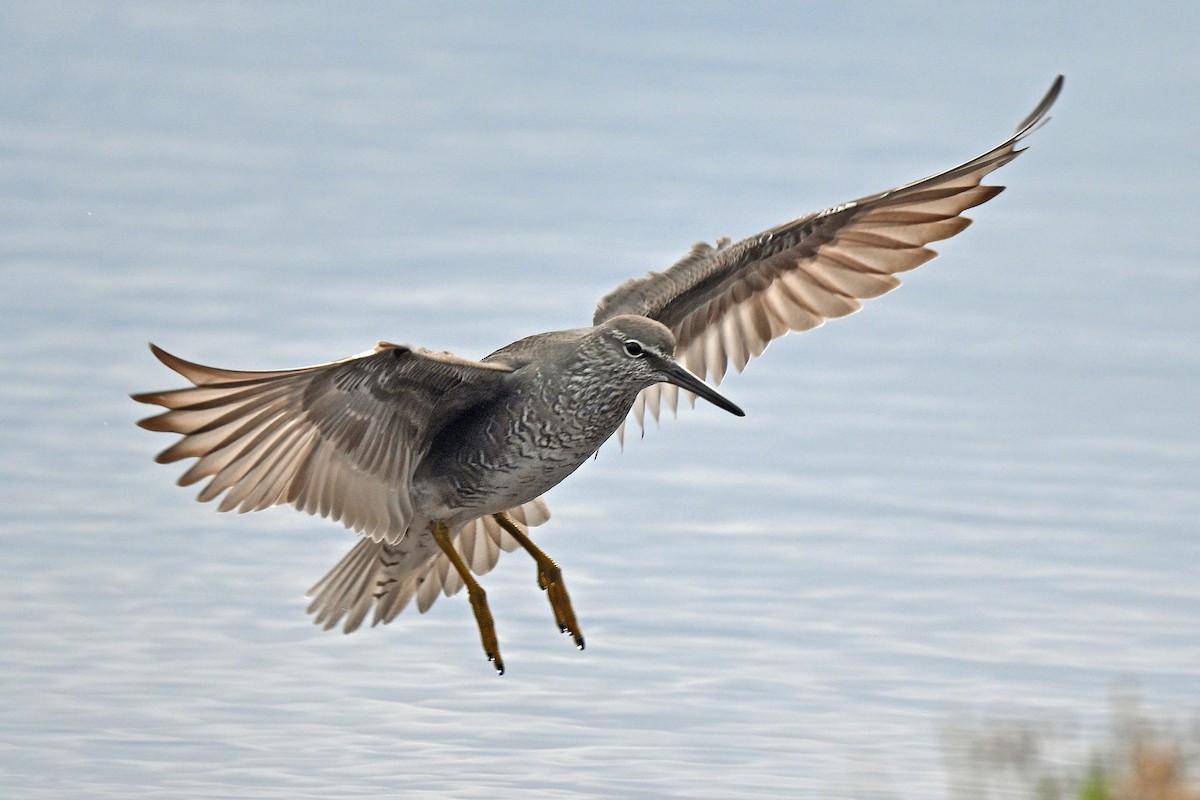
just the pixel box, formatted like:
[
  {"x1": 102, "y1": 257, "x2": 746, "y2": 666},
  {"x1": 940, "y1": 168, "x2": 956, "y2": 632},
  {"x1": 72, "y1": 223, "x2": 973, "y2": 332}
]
[{"x1": 941, "y1": 691, "x2": 1200, "y2": 800}]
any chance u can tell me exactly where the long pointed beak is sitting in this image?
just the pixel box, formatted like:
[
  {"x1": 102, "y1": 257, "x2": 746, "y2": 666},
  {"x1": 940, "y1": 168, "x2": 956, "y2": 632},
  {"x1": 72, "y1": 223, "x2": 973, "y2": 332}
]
[{"x1": 662, "y1": 361, "x2": 745, "y2": 417}]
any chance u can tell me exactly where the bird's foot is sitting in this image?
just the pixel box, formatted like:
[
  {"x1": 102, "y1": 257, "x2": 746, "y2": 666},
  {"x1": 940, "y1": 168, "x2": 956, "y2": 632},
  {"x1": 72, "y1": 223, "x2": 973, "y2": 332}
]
[
  {"x1": 492, "y1": 512, "x2": 585, "y2": 651},
  {"x1": 465, "y1": 586, "x2": 504, "y2": 675},
  {"x1": 538, "y1": 562, "x2": 584, "y2": 650}
]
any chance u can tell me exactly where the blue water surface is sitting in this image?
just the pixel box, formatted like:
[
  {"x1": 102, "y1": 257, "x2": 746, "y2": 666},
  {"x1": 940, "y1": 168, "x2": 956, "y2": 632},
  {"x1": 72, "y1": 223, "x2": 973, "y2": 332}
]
[{"x1": 2, "y1": 4, "x2": 1197, "y2": 798}]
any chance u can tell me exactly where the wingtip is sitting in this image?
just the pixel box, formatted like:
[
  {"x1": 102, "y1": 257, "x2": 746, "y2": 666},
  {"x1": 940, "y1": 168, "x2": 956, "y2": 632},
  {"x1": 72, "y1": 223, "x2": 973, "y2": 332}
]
[
  {"x1": 132, "y1": 344, "x2": 181, "y2": 408},
  {"x1": 145, "y1": 343, "x2": 190, "y2": 374},
  {"x1": 146, "y1": 342, "x2": 177, "y2": 368},
  {"x1": 1014, "y1": 75, "x2": 1065, "y2": 134}
]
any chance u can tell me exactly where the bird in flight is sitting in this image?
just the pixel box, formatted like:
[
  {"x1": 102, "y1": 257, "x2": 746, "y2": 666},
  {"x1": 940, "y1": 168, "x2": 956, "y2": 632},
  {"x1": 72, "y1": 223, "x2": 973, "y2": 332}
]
[{"x1": 134, "y1": 77, "x2": 1063, "y2": 674}]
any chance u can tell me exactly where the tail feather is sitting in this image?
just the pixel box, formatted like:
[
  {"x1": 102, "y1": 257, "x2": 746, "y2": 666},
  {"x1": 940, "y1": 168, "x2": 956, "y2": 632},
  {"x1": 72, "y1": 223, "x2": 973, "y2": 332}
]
[{"x1": 305, "y1": 497, "x2": 551, "y2": 633}]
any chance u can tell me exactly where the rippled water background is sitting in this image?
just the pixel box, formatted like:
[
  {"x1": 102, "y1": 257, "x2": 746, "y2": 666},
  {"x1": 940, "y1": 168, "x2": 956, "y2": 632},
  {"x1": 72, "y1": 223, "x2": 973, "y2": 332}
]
[{"x1": 3, "y1": 3, "x2": 1198, "y2": 798}]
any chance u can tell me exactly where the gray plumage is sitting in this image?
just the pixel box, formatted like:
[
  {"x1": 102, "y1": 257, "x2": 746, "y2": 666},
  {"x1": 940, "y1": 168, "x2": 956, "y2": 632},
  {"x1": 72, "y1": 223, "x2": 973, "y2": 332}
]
[{"x1": 134, "y1": 77, "x2": 1062, "y2": 660}]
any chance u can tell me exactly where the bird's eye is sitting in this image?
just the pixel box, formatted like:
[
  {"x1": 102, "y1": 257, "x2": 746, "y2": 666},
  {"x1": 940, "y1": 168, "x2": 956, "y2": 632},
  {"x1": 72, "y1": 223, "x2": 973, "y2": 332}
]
[{"x1": 623, "y1": 340, "x2": 645, "y2": 358}]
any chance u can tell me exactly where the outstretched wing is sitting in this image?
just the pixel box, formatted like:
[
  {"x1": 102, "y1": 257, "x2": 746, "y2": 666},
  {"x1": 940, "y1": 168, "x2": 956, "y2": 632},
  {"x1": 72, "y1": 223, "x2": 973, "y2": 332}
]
[
  {"x1": 305, "y1": 497, "x2": 551, "y2": 633},
  {"x1": 595, "y1": 77, "x2": 1063, "y2": 434},
  {"x1": 132, "y1": 342, "x2": 514, "y2": 544}
]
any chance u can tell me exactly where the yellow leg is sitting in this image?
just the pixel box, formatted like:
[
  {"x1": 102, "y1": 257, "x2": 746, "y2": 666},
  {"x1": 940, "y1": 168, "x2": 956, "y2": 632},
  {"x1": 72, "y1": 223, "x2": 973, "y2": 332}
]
[
  {"x1": 492, "y1": 512, "x2": 584, "y2": 650},
  {"x1": 430, "y1": 521, "x2": 504, "y2": 675}
]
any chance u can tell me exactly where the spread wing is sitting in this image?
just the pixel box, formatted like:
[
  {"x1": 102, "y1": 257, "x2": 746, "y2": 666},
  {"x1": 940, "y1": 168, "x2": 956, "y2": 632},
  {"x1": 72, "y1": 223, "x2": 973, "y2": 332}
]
[
  {"x1": 132, "y1": 342, "x2": 514, "y2": 544},
  {"x1": 595, "y1": 76, "x2": 1063, "y2": 436}
]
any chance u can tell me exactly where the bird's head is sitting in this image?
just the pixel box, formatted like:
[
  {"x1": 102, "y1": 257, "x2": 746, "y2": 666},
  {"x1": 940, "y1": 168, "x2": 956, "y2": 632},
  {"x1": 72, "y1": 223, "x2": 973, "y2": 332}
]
[{"x1": 597, "y1": 315, "x2": 744, "y2": 417}]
